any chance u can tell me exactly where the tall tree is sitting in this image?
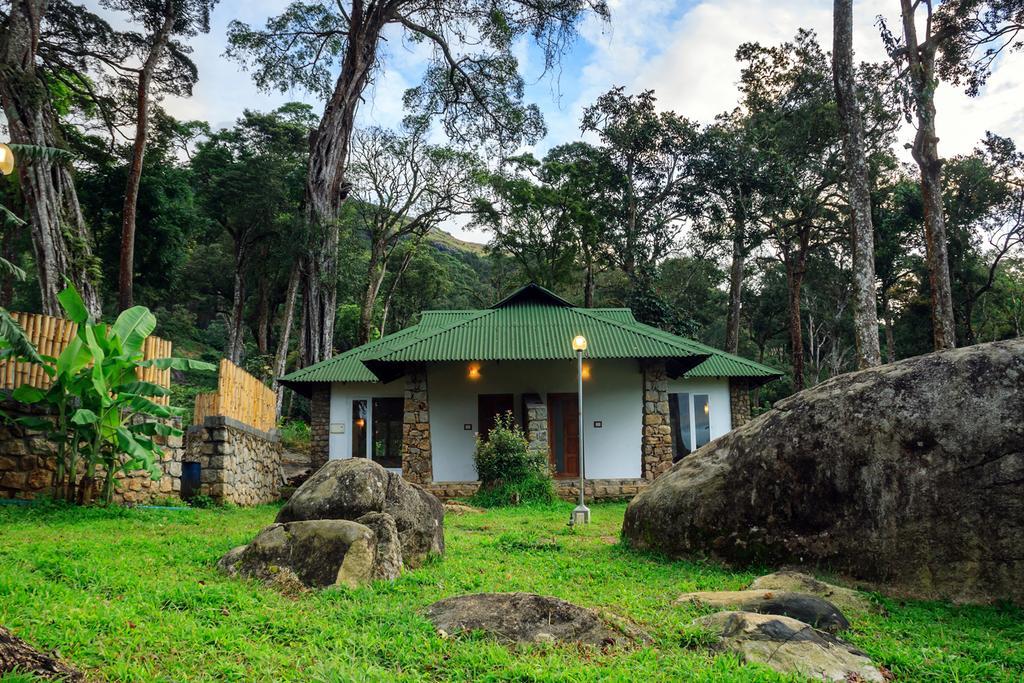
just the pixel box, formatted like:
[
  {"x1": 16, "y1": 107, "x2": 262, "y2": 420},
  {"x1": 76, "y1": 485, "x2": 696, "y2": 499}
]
[
  {"x1": 191, "y1": 104, "x2": 314, "y2": 363},
  {"x1": 0, "y1": 0, "x2": 106, "y2": 316},
  {"x1": 936, "y1": 0, "x2": 1024, "y2": 96},
  {"x1": 348, "y1": 125, "x2": 479, "y2": 344},
  {"x1": 691, "y1": 111, "x2": 768, "y2": 354},
  {"x1": 106, "y1": 0, "x2": 217, "y2": 311},
  {"x1": 833, "y1": 0, "x2": 881, "y2": 367},
  {"x1": 579, "y1": 88, "x2": 701, "y2": 280},
  {"x1": 227, "y1": 0, "x2": 609, "y2": 366},
  {"x1": 881, "y1": 0, "x2": 957, "y2": 349}
]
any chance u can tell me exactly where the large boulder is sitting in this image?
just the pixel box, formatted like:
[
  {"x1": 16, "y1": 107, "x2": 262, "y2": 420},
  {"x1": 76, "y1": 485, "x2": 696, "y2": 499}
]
[
  {"x1": 623, "y1": 340, "x2": 1024, "y2": 603},
  {"x1": 423, "y1": 593, "x2": 644, "y2": 647},
  {"x1": 217, "y1": 518, "x2": 402, "y2": 589},
  {"x1": 277, "y1": 458, "x2": 444, "y2": 568},
  {"x1": 694, "y1": 611, "x2": 886, "y2": 682}
]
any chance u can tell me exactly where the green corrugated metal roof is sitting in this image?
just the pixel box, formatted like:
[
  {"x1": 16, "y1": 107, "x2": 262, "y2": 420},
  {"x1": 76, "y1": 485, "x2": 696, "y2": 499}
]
[{"x1": 279, "y1": 283, "x2": 781, "y2": 390}]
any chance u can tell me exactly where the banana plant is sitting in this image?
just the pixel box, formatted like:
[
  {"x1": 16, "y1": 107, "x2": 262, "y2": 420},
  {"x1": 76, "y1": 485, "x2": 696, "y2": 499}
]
[{"x1": 8, "y1": 282, "x2": 215, "y2": 505}]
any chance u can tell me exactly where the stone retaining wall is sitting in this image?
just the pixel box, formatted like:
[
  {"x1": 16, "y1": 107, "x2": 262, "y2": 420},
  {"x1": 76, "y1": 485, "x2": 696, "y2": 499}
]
[
  {"x1": 185, "y1": 416, "x2": 282, "y2": 505},
  {"x1": 0, "y1": 399, "x2": 184, "y2": 504},
  {"x1": 423, "y1": 478, "x2": 648, "y2": 503}
]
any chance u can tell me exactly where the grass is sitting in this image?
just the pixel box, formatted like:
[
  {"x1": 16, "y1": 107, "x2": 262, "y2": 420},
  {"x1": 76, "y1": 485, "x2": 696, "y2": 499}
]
[{"x1": 0, "y1": 502, "x2": 1021, "y2": 682}]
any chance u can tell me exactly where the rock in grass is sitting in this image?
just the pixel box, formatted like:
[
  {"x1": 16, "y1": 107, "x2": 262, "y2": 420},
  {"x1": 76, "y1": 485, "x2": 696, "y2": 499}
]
[
  {"x1": 695, "y1": 611, "x2": 886, "y2": 682},
  {"x1": 1, "y1": 625, "x2": 83, "y2": 681},
  {"x1": 748, "y1": 571, "x2": 879, "y2": 615},
  {"x1": 276, "y1": 458, "x2": 444, "y2": 568},
  {"x1": 676, "y1": 590, "x2": 849, "y2": 633},
  {"x1": 217, "y1": 519, "x2": 400, "y2": 589},
  {"x1": 423, "y1": 593, "x2": 642, "y2": 647},
  {"x1": 623, "y1": 340, "x2": 1024, "y2": 603},
  {"x1": 355, "y1": 512, "x2": 403, "y2": 581}
]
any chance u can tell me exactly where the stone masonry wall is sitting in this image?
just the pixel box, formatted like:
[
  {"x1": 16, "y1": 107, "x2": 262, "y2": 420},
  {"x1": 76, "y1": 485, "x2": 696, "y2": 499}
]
[
  {"x1": 185, "y1": 416, "x2": 281, "y2": 505},
  {"x1": 401, "y1": 368, "x2": 432, "y2": 485},
  {"x1": 640, "y1": 360, "x2": 674, "y2": 480},
  {"x1": 729, "y1": 378, "x2": 752, "y2": 428},
  {"x1": 0, "y1": 398, "x2": 184, "y2": 504},
  {"x1": 309, "y1": 384, "x2": 331, "y2": 472},
  {"x1": 522, "y1": 393, "x2": 548, "y2": 453}
]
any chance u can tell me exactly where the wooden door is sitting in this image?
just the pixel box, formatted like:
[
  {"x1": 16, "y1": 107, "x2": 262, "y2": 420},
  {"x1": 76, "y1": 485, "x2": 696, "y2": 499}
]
[
  {"x1": 547, "y1": 393, "x2": 579, "y2": 478},
  {"x1": 477, "y1": 393, "x2": 514, "y2": 441}
]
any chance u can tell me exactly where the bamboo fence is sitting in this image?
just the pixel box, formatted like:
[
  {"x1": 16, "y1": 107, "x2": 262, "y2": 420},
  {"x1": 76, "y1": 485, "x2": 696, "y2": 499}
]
[
  {"x1": 0, "y1": 312, "x2": 173, "y2": 404},
  {"x1": 193, "y1": 359, "x2": 276, "y2": 432}
]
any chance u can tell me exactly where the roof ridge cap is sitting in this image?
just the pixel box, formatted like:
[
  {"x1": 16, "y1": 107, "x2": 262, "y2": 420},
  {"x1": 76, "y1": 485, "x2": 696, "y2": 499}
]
[
  {"x1": 363, "y1": 308, "x2": 495, "y2": 362},
  {"x1": 572, "y1": 307, "x2": 705, "y2": 356},
  {"x1": 630, "y1": 319, "x2": 781, "y2": 374}
]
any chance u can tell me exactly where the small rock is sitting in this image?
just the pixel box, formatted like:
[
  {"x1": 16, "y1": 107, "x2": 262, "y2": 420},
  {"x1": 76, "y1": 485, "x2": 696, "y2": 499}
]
[
  {"x1": 748, "y1": 571, "x2": 879, "y2": 615},
  {"x1": 443, "y1": 501, "x2": 484, "y2": 515},
  {"x1": 695, "y1": 611, "x2": 886, "y2": 682},
  {"x1": 423, "y1": 592, "x2": 643, "y2": 647},
  {"x1": 676, "y1": 589, "x2": 849, "y2": 632}
]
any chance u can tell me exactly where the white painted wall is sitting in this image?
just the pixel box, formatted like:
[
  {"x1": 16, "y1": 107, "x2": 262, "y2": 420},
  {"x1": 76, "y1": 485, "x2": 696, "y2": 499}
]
[
  {"x1": 327, "y1": 365, "x2": 735, "y2": 483},
  {"x1": 665, "y1": 377, "x2": 733, "y2": 452},
  {"x1": 428, "y1": 359, "x2": 644, "y2": 482},
  {"x1": 328, "y1": 379, "x2": 405, "y2": 461}
]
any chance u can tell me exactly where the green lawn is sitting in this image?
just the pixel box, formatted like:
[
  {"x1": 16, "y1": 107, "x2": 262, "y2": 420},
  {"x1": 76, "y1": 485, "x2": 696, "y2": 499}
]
[{"x1": 0, "y1": 502, "x2": 1021, "y2": 682}]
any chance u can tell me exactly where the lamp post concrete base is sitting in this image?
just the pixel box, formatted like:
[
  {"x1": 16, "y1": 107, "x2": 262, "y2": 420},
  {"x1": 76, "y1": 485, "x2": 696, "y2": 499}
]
[{"x1": 570, "y1": 504, "x2": 591, "y2": 526}]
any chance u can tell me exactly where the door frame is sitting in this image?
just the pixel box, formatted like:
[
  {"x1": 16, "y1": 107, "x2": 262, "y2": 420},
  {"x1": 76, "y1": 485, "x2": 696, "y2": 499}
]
[{"x1": 546, "y1": 392, "x2": 580, "y2": 479}]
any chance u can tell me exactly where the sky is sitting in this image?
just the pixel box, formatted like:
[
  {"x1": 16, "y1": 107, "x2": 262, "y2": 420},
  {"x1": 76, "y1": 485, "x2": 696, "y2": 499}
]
[{"x1": 82, "y1": 0, "x2": 1024, "y2": 243}]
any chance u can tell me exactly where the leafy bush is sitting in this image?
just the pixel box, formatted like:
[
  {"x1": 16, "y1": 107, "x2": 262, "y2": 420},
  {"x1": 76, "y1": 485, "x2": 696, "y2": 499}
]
[{"x1": 471, "y1": 412, "x2": 555, "y2": 507}]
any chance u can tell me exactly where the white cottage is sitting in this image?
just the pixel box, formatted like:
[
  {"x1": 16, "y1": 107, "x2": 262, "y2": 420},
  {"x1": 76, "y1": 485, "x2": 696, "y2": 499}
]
[{"x1": 280, "y1": 284, "x2": 780, "y2": 500}]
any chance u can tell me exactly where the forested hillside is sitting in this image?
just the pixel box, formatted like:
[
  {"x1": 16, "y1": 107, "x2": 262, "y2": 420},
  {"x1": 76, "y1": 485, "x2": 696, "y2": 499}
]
[{"x1": 1, "y1": 0, "x2": 1021, "y2": 418}]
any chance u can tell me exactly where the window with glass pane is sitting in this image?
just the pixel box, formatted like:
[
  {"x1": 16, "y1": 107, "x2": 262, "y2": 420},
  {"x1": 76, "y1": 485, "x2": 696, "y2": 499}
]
[
  {"x1": 352, "y1": 400, "x2": 367, "y2": 458},
  {"x1": 372, "y1": 397, "x2": 404, "y2": 469},
  {"x1": 694, "y1": 394, "x2": 711, "y2": 448},
  {"x1": 668, "y1": 393, "x2": 692, "y2": 460}
]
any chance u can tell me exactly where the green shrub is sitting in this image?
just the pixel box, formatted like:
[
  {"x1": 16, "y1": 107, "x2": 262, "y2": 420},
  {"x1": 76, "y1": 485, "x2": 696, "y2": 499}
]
[
  {"x1": 471, "y1": 412, "x2": 555, "y2": 507},
  {"x1": 278, "y1": 419, "x2": 311, "y2": 451}
]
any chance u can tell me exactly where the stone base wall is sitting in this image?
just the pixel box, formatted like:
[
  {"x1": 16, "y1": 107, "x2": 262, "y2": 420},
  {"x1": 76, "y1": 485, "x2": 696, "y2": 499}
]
[
  {"x1": 640, "y1": 360, "x2": 674, "y2": 480},
  {"x1": 309, "y1": 384, "x2": 331, "y2": 471},
  {"x1": 401, "y1": 369, "x2": 433, "y2": 485},
  {"x1": 729, "y1": 378, "x2": 752, "y2": 428},
  {"x1": 185, "y1": 416, "x2": 282, "y2": 505},
  {"x1": 423, "y1": 478, "x2": 648, "y2": 503},
  {"x1": 0, "y1": 399, "x2": 184, "y2": 504}
]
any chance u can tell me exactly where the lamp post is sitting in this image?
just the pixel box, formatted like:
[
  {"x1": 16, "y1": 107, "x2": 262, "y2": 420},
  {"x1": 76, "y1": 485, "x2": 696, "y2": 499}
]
[
  {"x1": 0, "y1": 144, "x2": 14, "y2": 177},
  {"x1": 570, "y1": 334, "x2": 590, "y2": 526}
]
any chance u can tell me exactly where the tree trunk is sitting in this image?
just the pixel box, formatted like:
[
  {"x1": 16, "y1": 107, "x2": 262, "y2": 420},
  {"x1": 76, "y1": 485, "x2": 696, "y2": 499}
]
[
  {"x1": 724, "y1": 225, "x2": 745, "y2": 355},
  {"x1": 358, "y1": 245, "x2": 385, "y2": 345},
  {"x1": 118, "y1": 6, "x2": 175, "y2": 311},
  {"x1": 834, "y1": 0, "x2": 881, "y2": 368},
  {"x1": 300, "y1": 5, "x2": 387, "y2": 365},
  {"x1": 583, "y1": 252, "x2": 595, "y2": 308},
  {"x1": 227, "y1": 242, "x2": 246, "y2": 364},
  {"x1": 379, "y1": 243, "x2": 417, "y2": 336},
  {"x1": 256, "y1": 276, "x2": 271, "y2": 354},
  {"x1": 882, "y1": 295, "x2": 896, "y2": 363},
  {"x1": 273, "y1": 261, "x2": 301, "y2": 415},
  {"x1": 0, "y1": 0, "x2": 101, "y2": 318},
  {"x1": 783, "y1": 241, "x2": 808, "y2": 394},
  {"x1": 899, "y1": 0, "x2": 956, "y2": 350}
]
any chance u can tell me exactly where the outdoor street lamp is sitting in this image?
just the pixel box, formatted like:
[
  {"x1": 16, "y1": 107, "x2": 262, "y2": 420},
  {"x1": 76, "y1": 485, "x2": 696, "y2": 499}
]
[
  {"x1": 570, "y1": 334, "x2": 590, "y2": 526},
  {"x1": 0, "y1": 144, "x2": 14, "y2": 176}
]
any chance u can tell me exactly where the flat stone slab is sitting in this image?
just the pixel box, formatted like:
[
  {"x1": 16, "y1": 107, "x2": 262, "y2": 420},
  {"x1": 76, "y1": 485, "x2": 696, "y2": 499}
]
[
  {"x1": 695, "y1": 611, "x2": 886, "y2": 682},
  {"x1": 676, "y1": 589, "x2": 849, "y2": 633},
  {"x1": 424, "y1": 592, "x2": 642, "y2": 647},
  {"x1": 748, "y1": 571, "x2": 879, "y2": 614}
]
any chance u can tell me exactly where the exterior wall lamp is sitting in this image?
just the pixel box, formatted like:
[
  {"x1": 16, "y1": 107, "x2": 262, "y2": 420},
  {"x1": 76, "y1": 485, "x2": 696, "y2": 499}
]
[{"x1": 0, "y1": 144, "x2": 14, "y2": 176}]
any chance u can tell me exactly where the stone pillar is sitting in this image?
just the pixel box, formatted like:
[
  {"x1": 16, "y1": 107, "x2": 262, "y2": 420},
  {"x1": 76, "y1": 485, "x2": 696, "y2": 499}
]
[
  {"x1": 729, "y1": 378, "x2": 752, "y2": 428},
  {"x1": 309, "y1": 384, "x2": 331, "y2": 471},
  {"x1": 641, "y1": 360, "x2": 674, "y2": 480},
  {"x1": 401, "y1": 367, "x2": 432, "y2": 484},
  {"x1": 522, "y1": 393, "x2": 548, "y2": 454}
]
